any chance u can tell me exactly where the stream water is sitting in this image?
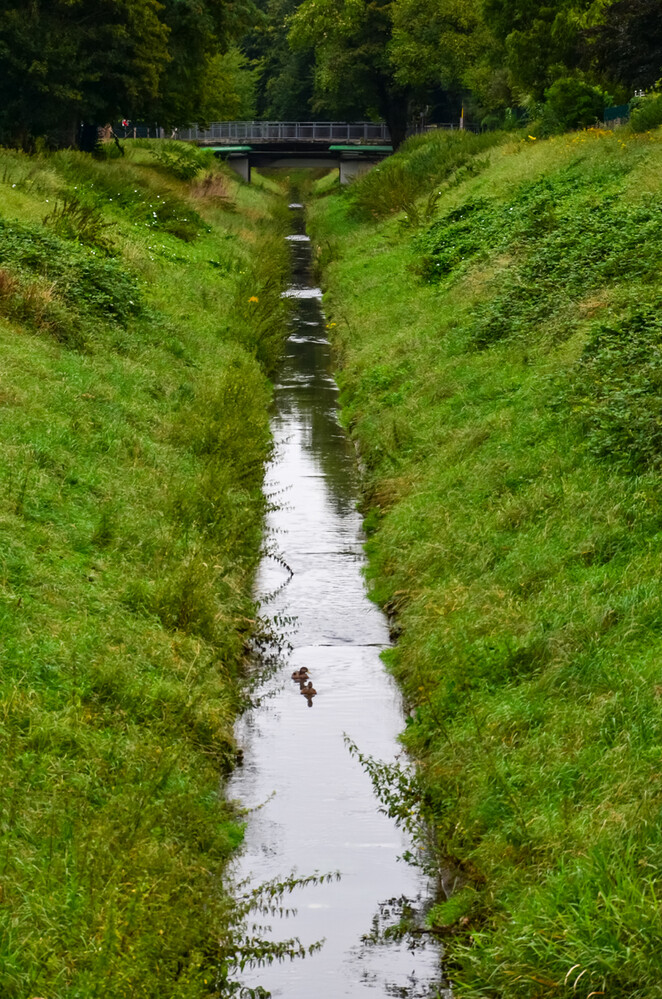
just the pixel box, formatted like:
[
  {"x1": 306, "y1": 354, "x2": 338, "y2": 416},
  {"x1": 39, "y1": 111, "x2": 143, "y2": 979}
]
[{"x1": 226, "y1": 205, "x2": 448, "y2": 998}]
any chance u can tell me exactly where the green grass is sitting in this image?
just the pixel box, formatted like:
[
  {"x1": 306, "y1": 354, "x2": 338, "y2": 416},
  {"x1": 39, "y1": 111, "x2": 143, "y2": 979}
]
[
  {"x1": 0, "y1": 144, "x2": 289, "y2": 998},
  {"x1": 310, "y1": 125, "x2": 662, "y2": 997}
]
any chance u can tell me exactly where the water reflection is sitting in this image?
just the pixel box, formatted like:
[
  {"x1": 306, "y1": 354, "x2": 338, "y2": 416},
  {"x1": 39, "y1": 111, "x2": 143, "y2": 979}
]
[{"x1": 226, "y1": 207, "x2": 448, "y2": 998}]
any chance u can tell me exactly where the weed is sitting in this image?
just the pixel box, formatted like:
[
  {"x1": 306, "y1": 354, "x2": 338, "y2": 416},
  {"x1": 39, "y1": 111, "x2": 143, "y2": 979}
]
[
  {"x1": 566, "y1": 306, "x2": 662, "y2": 471},
  {"x1": 43, "y1": 192, "x2": 115, "y2": 252},
  {"x1": 0, "y1": 217, "x2": 142, "y2": 325},
  {"x1": 348, "y1": 129, "x2": 508, "y2": 220},
  {"x1": 146, "y1": 139, "x2": 215, "y2": 181}
]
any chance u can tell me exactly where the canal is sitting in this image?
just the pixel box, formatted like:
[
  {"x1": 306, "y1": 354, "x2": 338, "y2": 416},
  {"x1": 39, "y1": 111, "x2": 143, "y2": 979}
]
[{"x1": 226, "y1": 202, "x2": 448, "y2": 998}]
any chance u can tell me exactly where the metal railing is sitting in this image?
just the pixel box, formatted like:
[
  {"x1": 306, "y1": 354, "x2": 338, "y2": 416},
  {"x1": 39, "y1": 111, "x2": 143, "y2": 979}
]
[
  {"x1": 174, "y1": 121, "x2": 391, "y2": 143},
  {"x1": 114, "y1": 124, "x2": 165, "y2": 139}
]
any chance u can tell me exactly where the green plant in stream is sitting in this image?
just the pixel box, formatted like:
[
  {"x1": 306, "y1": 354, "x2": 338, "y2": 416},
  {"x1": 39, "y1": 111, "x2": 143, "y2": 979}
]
[
  {"x1": 344, "y1": 736, "x2": 442, "y2": 872},
  {"x1": 221, "y1": 871, "x2": 339, "y2": 986}
]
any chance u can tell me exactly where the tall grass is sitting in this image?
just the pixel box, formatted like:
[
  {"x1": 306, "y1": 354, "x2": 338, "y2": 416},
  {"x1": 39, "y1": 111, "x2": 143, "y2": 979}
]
[
  {"x1": 347, "y1": 129, "x2": 510, "y2": 220},
  {"x1": 0, "y1": 144, "x2": 289, "y2": 998},
  {"x1": 310, "y1": 125, "x2": 662, "y2": 996}
]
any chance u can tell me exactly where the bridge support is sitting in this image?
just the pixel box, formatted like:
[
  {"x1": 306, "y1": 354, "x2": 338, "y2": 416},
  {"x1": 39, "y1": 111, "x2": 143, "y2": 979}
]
[
  {"x1": 338, "y1": 155, "x2": 381, "y2": 185},
  {"x1": 210, "y1": 143, "x2": 392, "y2": 184},
  {"x1": 330, "y1": 145, "x2": 391, "y2": 186},
  {"x1": 224, "y1": 153, "x2": 251, "y2": 183}
]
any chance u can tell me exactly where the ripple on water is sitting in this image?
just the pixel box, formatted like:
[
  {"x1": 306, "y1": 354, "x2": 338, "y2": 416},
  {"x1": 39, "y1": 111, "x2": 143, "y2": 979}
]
[{"x1": 282, "y1": 286, "x2": 323, "y2": 299}]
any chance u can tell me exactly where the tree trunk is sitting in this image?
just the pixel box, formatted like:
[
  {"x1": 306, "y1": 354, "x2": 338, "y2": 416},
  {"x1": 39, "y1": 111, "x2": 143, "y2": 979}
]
[{"x1": 384, "y1": 92, "x2": 410, "y2": 150}]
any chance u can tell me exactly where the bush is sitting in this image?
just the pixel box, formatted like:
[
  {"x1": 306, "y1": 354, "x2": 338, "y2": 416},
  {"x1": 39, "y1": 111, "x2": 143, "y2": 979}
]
[
  {"x1": 0, "y1": 218, "x2": 142, "y2": 324},
  {"x1": 414, "y1": 166, "x2": 662, "y2": 349},
  {"x1": 146, "y1": 140, "x2": 214, "y2": 181},
  {"x1": 630, "y1": 91, "x2": 662, "y2": 131},
  {"x1": 543, "y1": 77, "x2": 609, "y2": 132},
  {"x1": 43, "y1": 193, "x2": 115, "y2": 253}
]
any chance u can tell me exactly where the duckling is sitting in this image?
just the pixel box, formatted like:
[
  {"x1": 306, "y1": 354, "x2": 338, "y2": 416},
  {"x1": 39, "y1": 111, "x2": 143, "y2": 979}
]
[
  {"x1": 291, "y1": 667, "x2": 309, "y2": 682},
  {"x1": 300, "y1": 681, "x2": 317, "y2": 697}
]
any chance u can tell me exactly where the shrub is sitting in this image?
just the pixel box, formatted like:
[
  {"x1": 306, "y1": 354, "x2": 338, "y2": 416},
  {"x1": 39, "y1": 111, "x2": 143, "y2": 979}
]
[
  {"x1": 543, "y1": 77, "x2": 609, "y2": 132},
  {"x1": 0, "y1": 217, "x2": 142, "y2": 324},
  {"x1": 414, "y1": 166, "x2": 662, "y2": 349},
  {"x1": 43, "y1": 193, "x2": 115, "y2": 253},
  {"x1": 146, "y1": 140, "x2": 214, "y2": 181},
  {"x1": 630, "y1": 90, "x2": 662, "y2": 131}
]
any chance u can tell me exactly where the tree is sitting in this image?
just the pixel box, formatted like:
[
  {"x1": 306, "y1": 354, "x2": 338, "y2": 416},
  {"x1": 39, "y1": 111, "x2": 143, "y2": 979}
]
[
  {"x1": 0, "y1": 0, "x2": 259, "y2": 147},
  {"x1": 0, "y1": 0, "x2": 170, "y2": 146},
  {"x1": 585, "y1": 0, "x2": 662, "y2": 92},
  {"x1": 243, "y1": 0, "x2": 316, "y2": 119},
  {"x1": 288, "y1": 0, "x2": 417, "y2": 148},
  {"x1": 152, "y1": 0, "x2": 257, "y2": 126},
  {"x1": 389, "y1": 0, "x2": 480, "y2": 90},
  {"x1": 198, "y1": 48, "x2": 259, "y2": 121},
  {"x1": 481, "y1": 0, "x2": 586, "y2": 98},
  {"x1": 388, "y1": 0, "x2": 510, "y2": 124}
]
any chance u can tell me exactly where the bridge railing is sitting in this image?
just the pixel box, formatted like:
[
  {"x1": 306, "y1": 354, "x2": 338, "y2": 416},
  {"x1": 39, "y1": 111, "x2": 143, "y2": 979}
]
[{"x1": 174, "y1": 121, "x2": 391, "y2": 143}]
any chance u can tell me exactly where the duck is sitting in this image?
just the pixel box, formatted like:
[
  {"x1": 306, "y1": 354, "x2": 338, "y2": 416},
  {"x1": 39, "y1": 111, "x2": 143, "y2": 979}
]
[
  {"x1": 300, "y1": 681, "x2": 317, "y2": 697},
  {"x1": 291, "y1": 667, "x2": 309, "y2": 682}
]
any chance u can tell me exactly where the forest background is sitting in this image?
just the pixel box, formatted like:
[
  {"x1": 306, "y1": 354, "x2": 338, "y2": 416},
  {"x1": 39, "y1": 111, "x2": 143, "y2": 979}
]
[{"x1": 1, "y1": 0, "x2": 661, "y2": 150}]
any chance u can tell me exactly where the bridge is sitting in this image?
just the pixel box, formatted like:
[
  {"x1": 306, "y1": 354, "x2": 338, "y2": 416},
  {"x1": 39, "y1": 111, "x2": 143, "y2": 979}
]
[
  {"x1": 172, "y1": 121, "x2": 391, "y2": 145},
  {"x1": 116, "y1": 121, "x2": 394, "y2": 183}
]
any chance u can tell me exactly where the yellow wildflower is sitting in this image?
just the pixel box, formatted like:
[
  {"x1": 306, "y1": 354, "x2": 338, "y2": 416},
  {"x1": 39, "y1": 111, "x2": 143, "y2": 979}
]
[{"x1": 248, "y1": 295, "x2": 259, "y2": 303}]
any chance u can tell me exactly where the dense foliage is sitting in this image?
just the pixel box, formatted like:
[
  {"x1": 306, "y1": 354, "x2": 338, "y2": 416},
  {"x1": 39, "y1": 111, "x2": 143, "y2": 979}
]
[
  {"x1": 0, "y1": 0, "x2": 257, "y2": 146},
  {"x1": 284, "y1": 0, "x2": 662, "y2": 133},
  {"x1": 310, "y1": 125, "x2": 662, "y2": 997},
  {"x1": 2, "y1": 0, "x2": 660, "y2": 142}
]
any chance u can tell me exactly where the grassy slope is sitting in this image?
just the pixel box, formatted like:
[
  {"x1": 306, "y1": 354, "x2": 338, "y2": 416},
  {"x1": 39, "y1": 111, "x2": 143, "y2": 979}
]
[
  {"x1": 310, "y1": 127, "x2": 662, "y2": 997},
  {"x1": 0, "y1": 145, "x2": 288, "y2": 998}
]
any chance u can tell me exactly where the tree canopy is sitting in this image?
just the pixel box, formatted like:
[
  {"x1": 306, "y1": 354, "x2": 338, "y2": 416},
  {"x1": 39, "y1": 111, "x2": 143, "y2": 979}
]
[
  {"x1": 289, "y1": 0, "x2": 417, "y2": 146},
  {"x1": 0, "y1": 0, "x2": 257, "y2": 146},
  {"x1": 282, "y1": 0, "x2": 662, "y2": 137},
  {"x1": 1, "y1": 0, "x2": 661, "y2": 147}
]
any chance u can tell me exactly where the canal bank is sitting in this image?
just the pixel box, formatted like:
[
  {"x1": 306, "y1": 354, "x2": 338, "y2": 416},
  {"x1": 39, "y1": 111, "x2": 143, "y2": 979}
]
[
  {"x1": 308, "y1": 127, "x2": 662, "y2": 996},
  {"x1": 0, "y1": 145, "x2": 288, "y2": 999}
]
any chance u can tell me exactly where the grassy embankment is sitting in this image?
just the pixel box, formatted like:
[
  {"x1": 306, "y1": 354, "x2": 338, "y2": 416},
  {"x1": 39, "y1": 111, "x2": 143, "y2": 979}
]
[
  {"x1": 310, "y1": 127, "x2": 662, "y2": 997},
  {"x1": 0, "y1": 142, "x2": 290, "y2": 998}
]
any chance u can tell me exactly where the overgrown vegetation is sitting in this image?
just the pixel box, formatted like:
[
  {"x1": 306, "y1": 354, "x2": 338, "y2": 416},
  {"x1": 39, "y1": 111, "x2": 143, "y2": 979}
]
[
  {"x1": 347, "y1": 130, "x2": 507, "y2": 220},
  {"x1": 0, "y1": 143, "x2": 291, "y2": 999},
  {"x1": 310, "y1": 124, "x2": 662, "y2": 996},
  {"x1": 630, "y1": 87, "x2": 662, "y2": 132}
]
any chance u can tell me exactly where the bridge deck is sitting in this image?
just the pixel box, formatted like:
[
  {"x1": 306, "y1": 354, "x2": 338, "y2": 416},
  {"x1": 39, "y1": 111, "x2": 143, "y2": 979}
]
[{"x1": 175, "y1": 121, "x2": 391, "y2": 144}]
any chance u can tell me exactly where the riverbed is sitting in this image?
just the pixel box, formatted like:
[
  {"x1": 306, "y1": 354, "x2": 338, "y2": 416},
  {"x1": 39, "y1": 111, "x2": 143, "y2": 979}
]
[{"x1": 226, "y1": 204, "x2": 447, "y2": 998}]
